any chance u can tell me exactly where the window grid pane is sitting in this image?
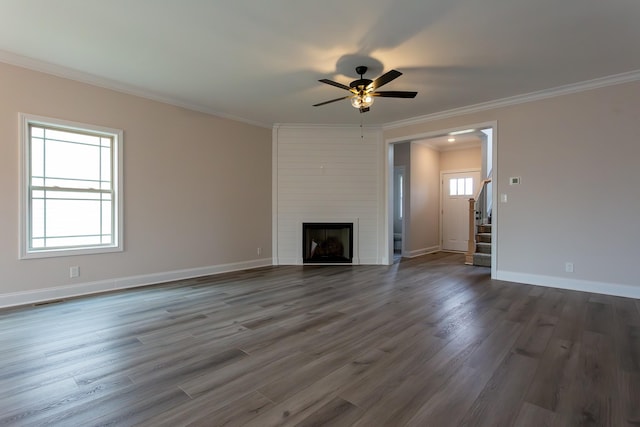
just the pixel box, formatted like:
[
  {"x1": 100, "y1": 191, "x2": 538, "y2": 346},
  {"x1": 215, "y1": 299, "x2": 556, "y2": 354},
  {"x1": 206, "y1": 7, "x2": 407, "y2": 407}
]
[
  {"x1": 465, "y1": 177, "x2": 474, "y2": 196},
  {"x1": 28, "y1": 122, "x2": 116, "y2": 252}
]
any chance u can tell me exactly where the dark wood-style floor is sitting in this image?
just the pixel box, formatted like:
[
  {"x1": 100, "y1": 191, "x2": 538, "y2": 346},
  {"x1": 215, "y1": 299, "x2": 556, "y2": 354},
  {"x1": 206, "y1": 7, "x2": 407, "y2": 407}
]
[{"x1": 1, "y1": 253, "x2": 638, "y2": 426}]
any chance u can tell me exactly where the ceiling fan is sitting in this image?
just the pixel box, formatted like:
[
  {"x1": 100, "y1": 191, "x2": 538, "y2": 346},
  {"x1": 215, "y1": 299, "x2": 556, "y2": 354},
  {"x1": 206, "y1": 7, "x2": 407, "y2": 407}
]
[{"x1": 313, "y1": 66, "x2": 418, "y2": 113}]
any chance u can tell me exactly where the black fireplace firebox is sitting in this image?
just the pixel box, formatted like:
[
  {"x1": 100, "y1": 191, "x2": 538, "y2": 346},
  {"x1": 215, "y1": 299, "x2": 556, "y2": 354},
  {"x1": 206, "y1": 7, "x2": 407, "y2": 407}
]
[{"x1": 303, "y1": 222, "x2": 353, "y2": 264}]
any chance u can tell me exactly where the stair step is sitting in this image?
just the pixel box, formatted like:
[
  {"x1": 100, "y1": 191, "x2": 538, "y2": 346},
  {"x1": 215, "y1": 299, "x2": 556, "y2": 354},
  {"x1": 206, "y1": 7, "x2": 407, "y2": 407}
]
[
  {"x1": 476, "y1": 233, "x2": 491, "y2": 243},
  {"x1": 476, "y1": 242, "x2": 491, "y2": 254},
  {"x1": 477, "y1": 224, "x2": 492, "y2": 233},
  {"x1": 473, "y1": 253, "x2": 491, "y2": 267}
]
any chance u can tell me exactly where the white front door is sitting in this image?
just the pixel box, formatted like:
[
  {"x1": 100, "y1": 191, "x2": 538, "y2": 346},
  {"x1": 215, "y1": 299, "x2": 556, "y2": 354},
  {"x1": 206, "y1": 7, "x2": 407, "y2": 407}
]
[{"x1": 442, "y1": 171, "x2": 481, "y2": 252}]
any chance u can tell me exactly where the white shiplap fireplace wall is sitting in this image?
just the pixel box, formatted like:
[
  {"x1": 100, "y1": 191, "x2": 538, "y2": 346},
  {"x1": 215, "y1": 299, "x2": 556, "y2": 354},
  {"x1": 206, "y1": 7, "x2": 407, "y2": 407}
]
[{"x1": 272, "y1": 125, "x2": 387, "y2": 265}]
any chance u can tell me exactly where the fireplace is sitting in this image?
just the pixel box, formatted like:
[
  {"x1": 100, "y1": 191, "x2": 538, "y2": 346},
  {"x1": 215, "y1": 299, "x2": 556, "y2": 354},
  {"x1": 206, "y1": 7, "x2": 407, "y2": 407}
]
[{"x1": 302, "y1": 222, "x2": 353, "y2": 264}]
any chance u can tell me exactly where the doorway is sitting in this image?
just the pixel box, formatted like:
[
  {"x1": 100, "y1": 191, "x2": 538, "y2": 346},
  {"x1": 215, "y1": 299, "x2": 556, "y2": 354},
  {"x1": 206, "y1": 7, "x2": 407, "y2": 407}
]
[
  {"x1": 386, "y1": 121, "x2": 497, "y2": 276},
  {"x1": 393, "y1": 166, "x2": 405, "y2": 260}
]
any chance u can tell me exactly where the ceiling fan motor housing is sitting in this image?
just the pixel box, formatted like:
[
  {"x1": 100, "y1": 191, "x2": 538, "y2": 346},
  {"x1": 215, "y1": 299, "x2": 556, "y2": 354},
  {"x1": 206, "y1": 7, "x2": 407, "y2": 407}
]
[
  {"x1": 350, "y1": 79, "x2": 372, "y2": 90},
  {"x1": 351, "y1": 66, "x2": 372, "y2": 90}
]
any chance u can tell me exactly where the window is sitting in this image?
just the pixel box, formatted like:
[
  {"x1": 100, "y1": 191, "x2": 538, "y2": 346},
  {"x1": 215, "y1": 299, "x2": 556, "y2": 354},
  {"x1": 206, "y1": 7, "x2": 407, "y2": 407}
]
[
  {"x1": 449, "y1": 177, "x2": 474, "y2": 196},
  {"x1": 398, "y1": 174, "x2": 404, "y2": 219},
  {"x1": 20, "y1": 114, "x2": 123, "y2": 258}
]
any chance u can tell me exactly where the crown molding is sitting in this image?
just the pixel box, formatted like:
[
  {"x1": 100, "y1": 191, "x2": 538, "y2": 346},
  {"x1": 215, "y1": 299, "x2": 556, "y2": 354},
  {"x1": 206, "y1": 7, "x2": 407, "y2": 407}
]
[
  {"x1": 0, "y1": 49, "x2": 271, "y2": 129},
  {"x1": 383, "y1": 69, "x2": 640, "y2": 130},
  {"x1": 273, "y1": 123, "x2": 383, "y2": 130}
]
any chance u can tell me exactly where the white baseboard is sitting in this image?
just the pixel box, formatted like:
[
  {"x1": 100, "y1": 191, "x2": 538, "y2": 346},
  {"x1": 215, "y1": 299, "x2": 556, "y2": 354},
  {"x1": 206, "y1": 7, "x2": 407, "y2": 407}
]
[
  {"x1": 0, "y1": 258, "x2": 273, "y2": 309},
  {"x1": 405, "y1": 246, "x2": 440, "y2": 259},
  {"x1": 278, "y1": 257, "x2": 301, "y2": 265},
  {"x1": 496, "y1": 270, "x2": 640, "y2": 300}
]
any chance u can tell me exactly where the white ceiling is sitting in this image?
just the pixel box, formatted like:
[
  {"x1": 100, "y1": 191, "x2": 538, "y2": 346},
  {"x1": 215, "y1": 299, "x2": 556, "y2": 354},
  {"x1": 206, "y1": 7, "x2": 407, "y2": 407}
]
[
  {"x1": 417, "y1": 132, "x2": 483, "y2": 151},
  {"x1": 1, "y1": 0, "x2": 639, "y2": 128}
]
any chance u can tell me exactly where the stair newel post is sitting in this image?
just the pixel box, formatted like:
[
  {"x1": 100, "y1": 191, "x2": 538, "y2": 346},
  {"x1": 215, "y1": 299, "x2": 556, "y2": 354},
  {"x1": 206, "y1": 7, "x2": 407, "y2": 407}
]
[{"x1": 465, "y1": 197, "x2": 476, "y2": 265}]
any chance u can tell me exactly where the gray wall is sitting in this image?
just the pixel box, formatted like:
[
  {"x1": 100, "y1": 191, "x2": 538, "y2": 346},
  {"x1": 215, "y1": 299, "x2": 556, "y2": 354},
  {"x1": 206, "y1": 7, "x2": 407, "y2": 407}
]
[
  {"x1": 385, "y1": 80, "x2": 640, "y2": 298},
  {"x1": 0, "y1": 62, "x2": 272, "y2": 306}
]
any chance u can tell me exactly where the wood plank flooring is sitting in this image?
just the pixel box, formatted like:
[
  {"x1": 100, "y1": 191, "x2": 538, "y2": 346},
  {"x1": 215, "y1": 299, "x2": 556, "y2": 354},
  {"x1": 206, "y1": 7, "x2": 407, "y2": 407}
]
[{"x1": 0, "y1": 252, "x2": 638, "y2": 426}]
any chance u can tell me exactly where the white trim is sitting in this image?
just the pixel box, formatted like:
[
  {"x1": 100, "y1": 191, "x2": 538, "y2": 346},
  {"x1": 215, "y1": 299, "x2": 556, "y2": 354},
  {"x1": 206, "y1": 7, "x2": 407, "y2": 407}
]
[
  {"x1": 490, "y1": 125, "x2": 498, "y2": 279},
  {"x1": 440, "y1": 168, "x2": 482, "y2": 174},
  {"x1": 273, "y1": 123, "x2": 383, "y2": 131},
  {"x1": 0, "y1": 258, "x2": 273, "y2": 309},
  {"x1": 375, "y1": 130, "x2": 386, "y2": 265},
  {"x1": 385, "y1": 143, "x2": 394, "y2": 265},
  {"x1": 271, "y1": 125, "x2": 279, "y2": 265},
  {"x1": 383, "y1": 70, "x2": 640, "y2": 130},
  {"x1": 496, "y1": 271, "x2": 640, "y2": 300},
  {"x1": 405, "y1": 246, "x2": 440, "y2": 258},
  {"x1": 19, "y1": 113, "x2": 124, "y2": 259}
]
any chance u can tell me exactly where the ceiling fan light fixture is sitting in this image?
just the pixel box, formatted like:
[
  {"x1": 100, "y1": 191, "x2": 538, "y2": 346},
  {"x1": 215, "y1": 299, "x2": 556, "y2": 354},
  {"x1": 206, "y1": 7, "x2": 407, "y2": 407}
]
[
  {"x1": 314, "y1": 66, "x2": 416, "y2": 112},
  {"x1": 351, "y1": 93, "x2": 374, "y2": 109}
]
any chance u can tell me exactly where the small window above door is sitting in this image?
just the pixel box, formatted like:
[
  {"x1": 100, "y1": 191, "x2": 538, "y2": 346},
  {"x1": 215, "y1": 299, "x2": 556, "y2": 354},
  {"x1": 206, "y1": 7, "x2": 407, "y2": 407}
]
[{"x1": 449, "y1": 177, "x2": 474, "y2": 196}]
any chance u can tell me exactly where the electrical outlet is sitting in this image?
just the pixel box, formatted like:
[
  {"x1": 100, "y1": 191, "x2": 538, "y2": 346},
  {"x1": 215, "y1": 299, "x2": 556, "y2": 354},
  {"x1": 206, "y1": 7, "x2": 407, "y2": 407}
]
[
  {"x1": 565, "y1": 262, "x2": 574, "y2": 273},
  {"x1": 257, "y1": 247, "x2": 262, "y2": 256},
  {"x1": 70, "y1": 266, "x2": 80, "y2": 278}
]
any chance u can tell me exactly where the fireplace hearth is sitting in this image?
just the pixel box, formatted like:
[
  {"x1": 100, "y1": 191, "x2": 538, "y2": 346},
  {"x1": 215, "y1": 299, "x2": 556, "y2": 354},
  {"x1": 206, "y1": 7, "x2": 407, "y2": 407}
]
[{"x1": 303, "y1": 222, "x2": 353, "y2": 264}]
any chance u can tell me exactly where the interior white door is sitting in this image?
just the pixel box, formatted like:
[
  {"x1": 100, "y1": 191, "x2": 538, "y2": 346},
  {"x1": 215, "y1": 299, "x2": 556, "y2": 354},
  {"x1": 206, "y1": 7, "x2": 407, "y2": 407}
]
[{"x1": 442, "y1": 171, "x2": 481, "y2": 251}]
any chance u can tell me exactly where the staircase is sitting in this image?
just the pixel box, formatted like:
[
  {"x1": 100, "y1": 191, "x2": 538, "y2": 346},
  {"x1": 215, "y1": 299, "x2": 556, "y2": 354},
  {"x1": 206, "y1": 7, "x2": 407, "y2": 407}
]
[
  {"x1": 472, "y1": 223, "x2": 491, "y2": 267},
  {"x1": 464, "y1": 177, "x2": 492, "y2": 267}
]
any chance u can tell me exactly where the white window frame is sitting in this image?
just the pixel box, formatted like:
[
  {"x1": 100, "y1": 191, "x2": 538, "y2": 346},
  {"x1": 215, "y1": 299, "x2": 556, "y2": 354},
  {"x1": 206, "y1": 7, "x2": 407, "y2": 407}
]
[{"x1": 19, "y1": 113, "x2": 124, "y2": 259}]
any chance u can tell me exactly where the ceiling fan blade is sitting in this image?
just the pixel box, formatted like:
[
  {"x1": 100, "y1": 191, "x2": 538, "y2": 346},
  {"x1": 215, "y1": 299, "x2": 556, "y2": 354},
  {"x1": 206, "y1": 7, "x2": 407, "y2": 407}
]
[
  {"x1": 372, "y1": 91, "x2": 418, "y2": 98},
  {"x1": 319, "y1": 79, "x2": 352, "y2": 91},
  {"x1": 369, "y1": 69, "x2": 402, "y2": 90},
  {"x1": 313, "y1": 96, "x2": 352, "y2": 107}
]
